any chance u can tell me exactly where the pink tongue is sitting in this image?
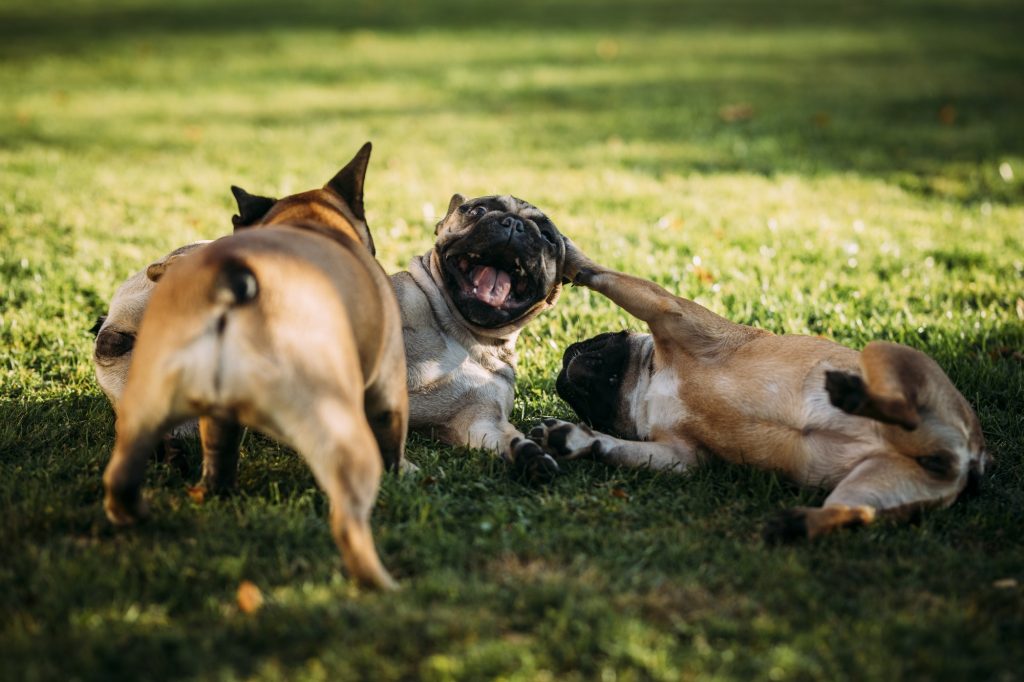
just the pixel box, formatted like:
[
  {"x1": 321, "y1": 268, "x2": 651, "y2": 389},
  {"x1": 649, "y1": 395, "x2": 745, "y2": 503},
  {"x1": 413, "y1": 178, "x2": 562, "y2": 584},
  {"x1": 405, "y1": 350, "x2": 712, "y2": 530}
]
[{"x1": 468, "y1": 265, "x2": 512, "y2": 306}]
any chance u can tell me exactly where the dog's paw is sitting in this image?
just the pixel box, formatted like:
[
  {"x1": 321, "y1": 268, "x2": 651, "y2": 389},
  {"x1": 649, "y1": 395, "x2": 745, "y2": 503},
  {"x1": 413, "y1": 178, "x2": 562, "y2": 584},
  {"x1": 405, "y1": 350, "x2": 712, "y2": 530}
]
[
  {"x1": 763, "y1": 504, "x2": 876, "y2": 544},
  {"x1": 398, "y1": 458, "x2": 421, "y2": 475},
  {"x1": 103, "y1": 489, "x2": 149, "y2": 526},
  {"x1": 762, "y1": 507, "x2": 812, "y2": 545},
  {"x1": 562, "y1": 237, "x2": 600, "y2": 286},
  {"x1": 529, "y1": 419, "x2": 605, "y2": 460},
  {"x1": 509, "y1": 437, "x2": 560, "y2": 484}
]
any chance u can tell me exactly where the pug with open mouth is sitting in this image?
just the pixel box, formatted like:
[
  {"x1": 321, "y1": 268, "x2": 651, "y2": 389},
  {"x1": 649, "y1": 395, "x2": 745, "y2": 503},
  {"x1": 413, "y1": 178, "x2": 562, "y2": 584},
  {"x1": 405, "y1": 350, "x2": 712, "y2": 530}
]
[{"x1": 391, "y1": 194, "x2": 567, "y2": 481}]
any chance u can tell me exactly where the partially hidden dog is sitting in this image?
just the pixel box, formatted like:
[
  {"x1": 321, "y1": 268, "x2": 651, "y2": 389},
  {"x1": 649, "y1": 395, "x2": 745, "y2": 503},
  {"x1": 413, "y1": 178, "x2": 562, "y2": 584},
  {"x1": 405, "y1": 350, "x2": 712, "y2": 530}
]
[
  {"x1": 91, "y1": 241, "x2": 210, "y2": 471},
  {"x1": 532, "y1": 240, "x2": 989, "y2": 540},
  {"x1": 103, "y1": 143, "x2": 406, "y2": 588},
  {"x1": 390, "y1": 194, "x2": 567, "y2": 481}
]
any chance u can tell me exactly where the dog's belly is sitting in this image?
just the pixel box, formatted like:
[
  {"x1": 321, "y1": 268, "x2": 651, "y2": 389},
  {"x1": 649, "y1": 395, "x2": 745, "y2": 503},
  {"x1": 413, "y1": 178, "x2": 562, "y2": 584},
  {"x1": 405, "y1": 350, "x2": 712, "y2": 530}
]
[{"x1": 673, "y1": 360, "x2": 884, "y2": 488}]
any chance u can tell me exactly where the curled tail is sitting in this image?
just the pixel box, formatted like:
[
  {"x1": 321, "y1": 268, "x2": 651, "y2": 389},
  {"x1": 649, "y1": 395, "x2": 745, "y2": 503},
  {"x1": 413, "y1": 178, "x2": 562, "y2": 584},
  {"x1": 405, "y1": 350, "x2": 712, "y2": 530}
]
[{"x1": 213, "y1": 259, "x2": 259, "y2": 306}]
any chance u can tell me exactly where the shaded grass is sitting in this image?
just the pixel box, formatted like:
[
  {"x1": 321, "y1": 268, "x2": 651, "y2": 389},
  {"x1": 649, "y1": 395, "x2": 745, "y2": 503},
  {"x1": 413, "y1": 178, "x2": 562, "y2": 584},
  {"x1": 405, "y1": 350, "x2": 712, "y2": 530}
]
[{"x1": 1, "y1": 0, "x2": 1023, "y2": 680}]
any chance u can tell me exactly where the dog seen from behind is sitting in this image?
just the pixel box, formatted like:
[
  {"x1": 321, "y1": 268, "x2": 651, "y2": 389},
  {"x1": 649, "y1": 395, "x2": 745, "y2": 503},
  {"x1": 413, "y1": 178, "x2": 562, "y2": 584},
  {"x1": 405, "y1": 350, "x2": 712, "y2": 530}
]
[{"x1": 102, "y1": 143, "x2": 406, "y2": 588}]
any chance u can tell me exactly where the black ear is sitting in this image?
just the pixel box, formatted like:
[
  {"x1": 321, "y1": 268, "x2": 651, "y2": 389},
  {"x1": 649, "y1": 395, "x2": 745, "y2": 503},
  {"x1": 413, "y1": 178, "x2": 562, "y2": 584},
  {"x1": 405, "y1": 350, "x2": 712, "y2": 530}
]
[
  {"x1": 435, "y1": 193, "x2": 467, "y2": 235},
  {"x1": 231, "y1": 185, "x2": 277, "y2": 230},
  {"x1": 89, "y1": 315, "x2": 107, "y2": 336},
  {"x1": 325, "y1": 142, "x2": 372, "y2": 222}
]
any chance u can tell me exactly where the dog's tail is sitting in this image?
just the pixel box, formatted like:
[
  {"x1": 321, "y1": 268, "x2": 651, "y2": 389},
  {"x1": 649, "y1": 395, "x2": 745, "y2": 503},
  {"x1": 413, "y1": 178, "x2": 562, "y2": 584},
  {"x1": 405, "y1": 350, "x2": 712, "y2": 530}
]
[{"x1": 212, "y1": 258, "x2": 259, "y2": 306}]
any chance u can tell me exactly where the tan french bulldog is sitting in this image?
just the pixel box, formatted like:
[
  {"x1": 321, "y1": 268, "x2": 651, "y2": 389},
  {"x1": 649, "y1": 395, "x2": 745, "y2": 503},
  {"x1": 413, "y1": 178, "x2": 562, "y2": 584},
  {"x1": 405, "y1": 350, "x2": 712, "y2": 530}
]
[
  {"x1": 103, "y1": 143, "x2": 406, "y2": 588},
  {"x1": 532, "y1": 240, "x2": 989, "y2": 541}
]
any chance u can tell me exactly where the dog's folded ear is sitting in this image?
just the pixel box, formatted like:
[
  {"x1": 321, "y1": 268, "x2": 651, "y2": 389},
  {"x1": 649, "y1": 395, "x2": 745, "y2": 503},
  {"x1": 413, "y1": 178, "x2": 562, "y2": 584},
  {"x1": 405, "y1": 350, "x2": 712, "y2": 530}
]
[
  {"x1": 435, "y1": 193, "x2": 467, "y2": 235},
  {"x1": 231, "y1": 186, "x2": 277, "y2": 230},
  {"x1": 146, "y1": 242, "x2": 207, "y2": 283},
  {"x1": 325, "y1": 142, "x2": 372, "y2": 222},
  {"x1": 826, "y1": 341, "x2": 934, "y2": 430}
]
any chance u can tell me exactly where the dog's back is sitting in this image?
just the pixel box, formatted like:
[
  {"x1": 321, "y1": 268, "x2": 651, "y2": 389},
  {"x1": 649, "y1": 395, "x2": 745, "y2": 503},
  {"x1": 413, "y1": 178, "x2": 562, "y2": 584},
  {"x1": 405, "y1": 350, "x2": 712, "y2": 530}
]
[{"x1": 126, "y1": 228, "x2": 393, "y2": 437}]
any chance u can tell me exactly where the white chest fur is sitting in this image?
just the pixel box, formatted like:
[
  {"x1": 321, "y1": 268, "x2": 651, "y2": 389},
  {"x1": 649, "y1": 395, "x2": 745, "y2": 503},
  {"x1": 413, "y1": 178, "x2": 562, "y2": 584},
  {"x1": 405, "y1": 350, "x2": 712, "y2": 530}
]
[{"x1": 633, "y1": 366, "x2": 687, "y2": 439}]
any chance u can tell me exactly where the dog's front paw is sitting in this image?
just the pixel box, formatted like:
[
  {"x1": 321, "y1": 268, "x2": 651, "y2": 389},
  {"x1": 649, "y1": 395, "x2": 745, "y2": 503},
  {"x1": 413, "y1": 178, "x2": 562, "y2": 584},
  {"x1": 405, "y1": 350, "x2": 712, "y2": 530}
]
[
  {"x1": 103, "y1": 488, "x2": 149, "y2": 526},
  {"x1": 562, "y1": 237, "x2": 600, "y2": 286},
  {"x1": 509, "y1": 437, "x2": 560, "y2": 484},
  {"x1": 529, "y1": 419, "x2": 605, "y2": 460}
]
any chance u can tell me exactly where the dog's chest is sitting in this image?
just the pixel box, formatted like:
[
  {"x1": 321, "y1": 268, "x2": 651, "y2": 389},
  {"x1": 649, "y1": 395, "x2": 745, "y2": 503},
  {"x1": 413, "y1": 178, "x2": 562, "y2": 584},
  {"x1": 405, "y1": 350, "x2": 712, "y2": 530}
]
[{"x1": 634, "y1": 367, "x2": 687, "y2": 439}]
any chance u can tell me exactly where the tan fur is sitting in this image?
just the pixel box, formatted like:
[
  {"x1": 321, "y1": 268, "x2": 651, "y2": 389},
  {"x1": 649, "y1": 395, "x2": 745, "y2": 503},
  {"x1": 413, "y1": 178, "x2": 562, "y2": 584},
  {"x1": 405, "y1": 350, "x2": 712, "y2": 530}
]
[
  {"x1": 534, "y1": 239, "x2": 988, "y2": 540},
  {"x1": 102, "y1": 145, "x2": 406, "y2": 587}
]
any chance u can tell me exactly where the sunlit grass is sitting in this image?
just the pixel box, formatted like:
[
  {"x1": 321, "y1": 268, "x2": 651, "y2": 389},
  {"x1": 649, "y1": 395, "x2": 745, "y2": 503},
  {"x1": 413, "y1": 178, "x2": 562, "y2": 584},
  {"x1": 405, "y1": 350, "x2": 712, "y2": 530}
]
[{"x1": 1, "y1": 0, "x2": 1022, "y2": 679}]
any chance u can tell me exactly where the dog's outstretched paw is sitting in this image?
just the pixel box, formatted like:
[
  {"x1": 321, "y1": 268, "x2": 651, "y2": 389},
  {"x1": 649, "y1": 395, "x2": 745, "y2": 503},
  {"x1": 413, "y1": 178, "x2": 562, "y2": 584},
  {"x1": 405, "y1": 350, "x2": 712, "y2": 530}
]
[
  {"x1": 762, "y1": 507, "x2": 811, "y2": 545},
  {"x1": 509, "y1": 437, "x2": 560, "y2": 484},
  {"x1": 529, "y1": 419, "x2": 605, "y2": 460}
]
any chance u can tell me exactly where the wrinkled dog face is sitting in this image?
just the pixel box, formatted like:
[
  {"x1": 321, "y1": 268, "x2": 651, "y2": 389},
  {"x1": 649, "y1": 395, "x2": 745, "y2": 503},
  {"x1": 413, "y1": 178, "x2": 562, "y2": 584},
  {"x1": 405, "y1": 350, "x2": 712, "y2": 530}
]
[
  {"x1": 556, "y1": 331, "x2": 650, "y2": 438},
  {"x1": 435, "y1": 194, "x2": 565, "y2": 328}
]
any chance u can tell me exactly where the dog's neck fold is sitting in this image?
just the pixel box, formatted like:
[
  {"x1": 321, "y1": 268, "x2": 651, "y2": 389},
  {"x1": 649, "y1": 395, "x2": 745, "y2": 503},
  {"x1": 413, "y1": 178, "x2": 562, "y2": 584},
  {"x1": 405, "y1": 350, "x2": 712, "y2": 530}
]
[{"x1": 409, "y1": 251, "x2": 560, "y2": 346}]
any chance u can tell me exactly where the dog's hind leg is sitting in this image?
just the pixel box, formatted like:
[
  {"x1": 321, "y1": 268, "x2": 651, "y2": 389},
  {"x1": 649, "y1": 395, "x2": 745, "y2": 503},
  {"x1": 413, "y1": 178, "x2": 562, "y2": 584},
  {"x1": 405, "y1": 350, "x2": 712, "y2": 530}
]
[
  {"x1": 763, "y1": 454, "x2": 962, "y2": 543},
  {"x1": 198, "y1": 416, "x2": 244, "y2": 494},
  {"x1": 364, "y1": 381, "x2": 408, "y2": 473},
  {"x1": 279, "y1": 399, "x2": 396, "y2": 590}
]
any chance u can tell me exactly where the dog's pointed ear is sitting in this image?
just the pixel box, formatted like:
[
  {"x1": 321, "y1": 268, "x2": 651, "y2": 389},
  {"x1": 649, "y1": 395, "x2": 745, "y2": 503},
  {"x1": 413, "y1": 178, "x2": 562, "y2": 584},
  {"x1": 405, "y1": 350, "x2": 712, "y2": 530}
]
[
  {"x1": 435, "y1": 193, "x2": 467, "y2": 235},
  {"x1": 231, "y1": 185, "x2": 277, "y2": 230},
  {"x1": 825, "y1": 341, "x2": 932, "y2": 430},
  {"x1": 325, "y1": 142, "x2": 372, "y2": 222}
]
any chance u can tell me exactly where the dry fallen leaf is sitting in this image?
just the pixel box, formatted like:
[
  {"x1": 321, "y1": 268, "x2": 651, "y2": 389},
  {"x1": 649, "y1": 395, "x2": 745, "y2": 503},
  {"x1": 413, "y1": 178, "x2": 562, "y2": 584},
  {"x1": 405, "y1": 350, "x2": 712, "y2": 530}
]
[
  {"x1": 237, "y1": 580, "x2": 264, "y2": 614},
  {"x1": 186, "y1": 486, "x2": 205, "y2": 504},
  {"x1": 938, "y1": 104, "x2": 957, "y2": 125},
  {"x1": 693, "y1": 266, "x2": 715, "y2": 284},
  {"x1": 812, "y1": 111, "x2": 831, "y2": 128},
  {"x1": 610, "y1": 487, "x2": 629, "y2": 500},
  {"x1": 718, "y1": 103, "x2": 754, "y2": 123},
  {"x1": 993, "y1": 578, "x2": 1018, "y2": 590}
]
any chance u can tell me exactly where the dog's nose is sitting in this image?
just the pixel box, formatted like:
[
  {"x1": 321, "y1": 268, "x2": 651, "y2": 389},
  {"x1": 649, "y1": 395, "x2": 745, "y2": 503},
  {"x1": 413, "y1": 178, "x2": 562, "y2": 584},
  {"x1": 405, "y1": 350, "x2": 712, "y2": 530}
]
[{"x1": 502, "y1": 216, "x2": 525, "y2": 233}]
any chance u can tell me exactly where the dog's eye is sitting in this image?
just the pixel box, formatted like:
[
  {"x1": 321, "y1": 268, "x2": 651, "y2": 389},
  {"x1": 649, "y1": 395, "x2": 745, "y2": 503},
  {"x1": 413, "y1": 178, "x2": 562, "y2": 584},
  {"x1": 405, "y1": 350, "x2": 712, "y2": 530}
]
[{"x1": 468, "y1": 206, "x2": 487, "y2": 218}]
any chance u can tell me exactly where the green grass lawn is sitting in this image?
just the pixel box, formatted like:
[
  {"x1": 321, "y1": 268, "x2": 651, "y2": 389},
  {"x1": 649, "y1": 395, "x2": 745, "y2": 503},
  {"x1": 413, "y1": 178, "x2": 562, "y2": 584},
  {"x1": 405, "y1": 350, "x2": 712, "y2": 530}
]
[{"x1": 2, "y1": 0, "x2": 1023, "y2": 679}]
